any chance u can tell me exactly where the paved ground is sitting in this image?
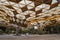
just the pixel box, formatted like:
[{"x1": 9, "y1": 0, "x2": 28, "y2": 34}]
[{"x1": 0, "y1": 34, "x2": 60, "y2": 40}]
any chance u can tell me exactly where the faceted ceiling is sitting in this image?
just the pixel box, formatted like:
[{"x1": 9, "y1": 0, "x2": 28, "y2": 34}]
[{"x1": 0, "y1": 0, "x2": 60, "y2": 27}]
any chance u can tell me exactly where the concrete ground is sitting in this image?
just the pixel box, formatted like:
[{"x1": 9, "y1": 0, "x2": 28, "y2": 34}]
[{"x1": 0, "y1": 34, "x2": 60, "y2": 40}]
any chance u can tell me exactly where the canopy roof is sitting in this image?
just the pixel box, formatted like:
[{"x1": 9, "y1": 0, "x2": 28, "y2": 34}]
[{"x1": 0, "y1": 0, "x2": 60, "y2": 27}]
